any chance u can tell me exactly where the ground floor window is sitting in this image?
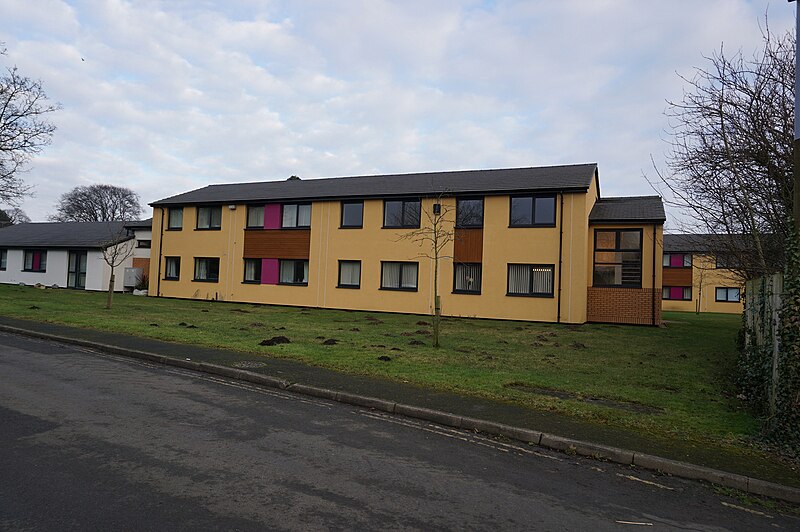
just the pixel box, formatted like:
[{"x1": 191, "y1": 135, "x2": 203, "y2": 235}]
[
  {"x1": 0, "y1": 249, "x2": 6, "y2": 270},
  {"x1": 338, "y1": 260, "x2": 361, "y2": 288},
  {"x1": 164, "y1": 257, "x2": 180, "y2": 280},
  {"x1": 453, "y1": 263, "x2": 481, "y2": 294},
  {"x1": 279, "y1": 259, "x2": 308, "y2": 285},
  {"x1": 244, "y1": 258, "x2": 261, "y2": 283},
  {"x1": 662, "y1": 286, "x2": 691, "y2": 300},
  {"x1": 381, "y1": 261, "x2": 418, "y2": 291},
  {"x1": 23, "y1": 250, "x2": 47, "y2": 272},
  {"x1": 507, "y1": 264, "x2": 554, "y2": 297},
  {"x1": 715, "y1": 287, "x2": 741, "y2": 303},
  {"x1": 194, "y1": 257, "x2": 219, "y2": 282}
]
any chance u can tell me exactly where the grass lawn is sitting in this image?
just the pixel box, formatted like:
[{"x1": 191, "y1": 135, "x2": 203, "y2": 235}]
[{"x1": 0, "y1": 284, "x2": 757, "y2": 448}]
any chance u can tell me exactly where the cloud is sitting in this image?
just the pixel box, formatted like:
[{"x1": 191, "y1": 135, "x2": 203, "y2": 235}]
[{"x1": 0, "y1": 0, "x2": 793, "y2": 223}]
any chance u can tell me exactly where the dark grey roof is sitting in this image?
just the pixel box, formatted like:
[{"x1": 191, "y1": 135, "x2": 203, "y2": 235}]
[
  {"x1": 151, "y1": 163, "x2": 598, "y2": 206},
  {"x1": 588, "y1": 196, "x2": 666, "y2": 224},
  {"x1": 663, "y1": 233, "x2": 742, "y2": 252},
  {"x1": 0, "y1": 221, "x2": 132, "y2": 249},
  {"x1": 124, "y1": 218, "x2": 152, "y2": 229}
]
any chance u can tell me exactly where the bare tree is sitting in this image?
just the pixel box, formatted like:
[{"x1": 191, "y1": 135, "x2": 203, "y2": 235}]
[
  {"x1": 0, "y1": 44, "x2": 60, "y2": 205},
  {"x1": 0, "y1": 207, "x2": 30, "y2": 227},
  {"x1": 101, "y1": 223, "x2": 135, "y2": 309},
  {"x1": 52, "y1": 184, "x2": 143, "y2": 222},
  {"x1": 649, "y1": 22, "x2": 793, "y2": 279}
]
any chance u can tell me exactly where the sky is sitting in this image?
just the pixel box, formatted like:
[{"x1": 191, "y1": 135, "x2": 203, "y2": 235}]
[{"x1": 0, "y1": 0, "x2": 795, "y2": 226}]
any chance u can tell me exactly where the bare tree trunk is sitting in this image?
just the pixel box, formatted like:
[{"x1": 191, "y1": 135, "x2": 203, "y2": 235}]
[
  {"x1": 106, "y1": 269, "x2": 115, "y2": 309},
  {"x1": 433, "y1": 253, "x2": 441, "y2": 348}
]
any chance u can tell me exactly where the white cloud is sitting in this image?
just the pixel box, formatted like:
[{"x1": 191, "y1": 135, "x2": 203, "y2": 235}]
[{"x1": 0, "y1": 0, "x2": 793, "y2": 222}]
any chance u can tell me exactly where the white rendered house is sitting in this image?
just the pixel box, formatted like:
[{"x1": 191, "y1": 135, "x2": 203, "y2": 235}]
[{"x1": 0, "y1": 220, "x2": 152, "y2": 291}]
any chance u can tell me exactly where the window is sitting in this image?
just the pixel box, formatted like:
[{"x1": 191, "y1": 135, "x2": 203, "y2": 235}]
[
  {"x1": 456, "y1": 198, "x2": 484, "y2": 228},
  {"x1": 164, "y1": 257, "x2": 180, "y2": 280},
  {"x1": 194, "y1": 257, "x2": 219, "y2": 282},
  {"x1": 0, "y1": 249, "x2": 6, "y2": 270},
  {"x1": 247, "y1": 205, "x2": 264, "y2": 228},
  {"x1": 282, "y1": 203, "x2": 311, "y2": 228},
  {"x1": 381, "y1": 261, "x2": 418, "y2": 290},
  {"x1": 716, "y1": 287, "x2": 741, "y2": 302},
  {"x1": 23, "y1": 250, "x2": 47, "y2": 272},
  {"x1": 341, "y1": 201, "x2": 364, "y2": 228},
  {"x1": 196, "y1": 206, "x2": 222, "y2": 230},
  {"x1": 507, "y1": 264, "x2": 554, "y2": 297},
  {"x1": 509, "y1": 195, "x2": 556, "y2": 227},
  {"x1": 592, "y1": 229, "x2": 642, "y2": 287},
  {"x1": 453, "y1": 263, "x2": 482, "y2": 294},
  {"x1": 383, "y1": 199, "x2": 421, "y2": 228},
  {"x1": 137, "y1": 240, "x2": 151, "y2": 249},
  {"x1": 663, "y1": 253, "x2": 691, "y2": 268},
  {"x1": 338, "y1": 260, "x2": 361, "y2": 288},
  {"x1": 279, "y1": 259, "x2": 309, "y2": 285},
  {"x1": 662, "y1": 286, "x2": 692, "y2": 300},
  {"x1": 244, "y1": 258, "x2": 261, "y2": 283},
  {"x1": 167, "y1": 208, "x2": 183, "y2": 230}
]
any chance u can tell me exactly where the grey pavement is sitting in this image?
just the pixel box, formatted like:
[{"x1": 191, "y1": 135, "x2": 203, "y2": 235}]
[{"x1": 1, "y1": 331, "x2": 797, "y2": 530}]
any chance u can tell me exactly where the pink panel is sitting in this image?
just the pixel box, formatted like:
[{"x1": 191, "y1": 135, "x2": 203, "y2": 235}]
[
  {"x1": 264, "y1": 204, "x2": 281, "y2": 229},
  {"x1": 261, "y1": 258, "x2": 279, "y2": 284},
  {"x1": 669, "y1": 254, "x2": 684, "y2": 267},
  {"x1": 32, "y1": 251, "x2": 40, "y2": 271},
  {"x1": 669, "y1": 287, "x2": 683, "y2": 300}
]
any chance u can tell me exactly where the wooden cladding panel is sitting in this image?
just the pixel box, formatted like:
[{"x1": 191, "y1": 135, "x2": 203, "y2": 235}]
[
  {"x1": 244, "y1": 229, "x2": 311, "y2": 259},
  {"x1": 663, "y1": 267, "x2": 692, "y2": 286},
  {"x1": 453, "y1": 228, "x2": 483, "y2": 263}
]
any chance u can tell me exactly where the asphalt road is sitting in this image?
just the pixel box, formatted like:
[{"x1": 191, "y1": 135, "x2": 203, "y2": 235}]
[{"x1": 0, "y1": 332, "x2": 796, "y2": 531}]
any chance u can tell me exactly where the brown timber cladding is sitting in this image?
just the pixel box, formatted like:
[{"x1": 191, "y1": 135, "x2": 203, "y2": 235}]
[
  {"x1": 132, "y1": 258, "x2": 150, "y2": 272},
  {"x1": 453, "y1": 228, "x2": 483, "y2": 262},
  {"x1": 587, "y1": 287, "x2": 662, "y2": 325},
  {"x1": 243, "y1": 229, "x2": 311, "y2": 259},
  {"x1": 663, "y1": 268, "x2": 692, "y2": 286}
]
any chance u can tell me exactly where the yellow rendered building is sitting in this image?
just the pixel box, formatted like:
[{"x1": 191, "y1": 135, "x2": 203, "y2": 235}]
[
  {"x1": 661, "y1": 234, "x2": 744, "y2": 314},
  {"x1": 148, "y1": 164, "x2": 665, "y2": 325}
]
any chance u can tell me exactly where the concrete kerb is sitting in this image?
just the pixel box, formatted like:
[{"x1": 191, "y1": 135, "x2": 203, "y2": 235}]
[{"x1": 1, "y1": 323, "x2": 799, "y2": 505}]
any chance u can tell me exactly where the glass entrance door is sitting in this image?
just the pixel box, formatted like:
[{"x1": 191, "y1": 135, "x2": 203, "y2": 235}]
[{"x1": 67, "y1": 251, "x2": 88, "y2": 289}]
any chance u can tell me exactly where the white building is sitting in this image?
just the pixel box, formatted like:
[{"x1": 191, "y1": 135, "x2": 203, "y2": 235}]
[{"x1": 0, "y1": 220, "x2": 152, "y2": 291}]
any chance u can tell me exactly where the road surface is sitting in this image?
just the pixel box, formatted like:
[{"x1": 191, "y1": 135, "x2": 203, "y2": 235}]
[{"x1": 0, "y1": 332, "x2": 795, "y2": 530}]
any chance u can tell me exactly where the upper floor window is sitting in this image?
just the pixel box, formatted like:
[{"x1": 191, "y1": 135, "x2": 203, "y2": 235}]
[
  {"x1": 194, "y1": 257, "x2": 219, "y2": 282},
  {"x1": 0, "y1": 249, "x2": 6, "y2": 270},
  {"x1": 137, "y1": 240, "x2": 151, "y2": 249},
  {"x1": 196, "y1": 206, "x2": 222, "y2": 230},
  {"x1": 456, "y1": 198, "x2": 484, "y2": 228},
  {"x1": 282, "y1": 203, "x2": 311, "y2": 228},
  {"x1": 509, "y1": 195, "x2": 556, "y2": 227},
  {"x1": 247, "y1": 205, "x2": 264, "y2": 228},
  {"x1": 23, "y1": 250, "x2": 47, "y2": 272},
  {"x1": 341, "y1": 201, "x2": 364, "y2": 228},
  {"x1": 593, "y1": 229, "x2": 642, "y2": 288},
  {"x1": 663, "y1": 253, "x2": 691, "y2": 268},
  {"x1": 167, "y1": 208, "x2": 183, "y2": 230},
  {"x1": 383, "y1": 199, "x2": 420, "y2": 228}
]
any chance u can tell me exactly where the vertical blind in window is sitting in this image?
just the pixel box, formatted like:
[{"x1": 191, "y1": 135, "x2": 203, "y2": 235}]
[
  {"x1": 507, "y1": 264, "x2": 553, "y2": 296},
  {"x1": 454, "y1": 263, "x2": 481, "y2": 292}
]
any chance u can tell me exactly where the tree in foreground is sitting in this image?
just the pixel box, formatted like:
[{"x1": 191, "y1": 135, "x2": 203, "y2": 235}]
[
  {"x1": 101, "y1": 224, "x2": 135, "y2": 309},
  {"x1": 0, "y1": 45, "x2": 59, "y2": 205},
  {"x1": 52, "y1": 184, "x2": 143, "y2": 222},
  {"x1": 650, "y1": 24, "x2": 793, "y2": 279}
]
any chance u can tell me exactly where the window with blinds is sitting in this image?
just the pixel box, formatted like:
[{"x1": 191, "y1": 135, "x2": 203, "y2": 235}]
[
  {"x1": 507, "y1": 264, "x2": 554, "y2": 297},
  {"x1": 338, "y1": 261, "x2": 361, "y2": 288},
  {"x1": 381, "y1": 262, "x2": 418, "y2": 290},
  {"x1": 453, "y1": 263, "x2": 481, "y2": 293}
]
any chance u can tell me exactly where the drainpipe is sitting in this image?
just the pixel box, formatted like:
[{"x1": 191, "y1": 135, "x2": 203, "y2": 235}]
[
  {"x1": 156, "y1": 207, "x2": 165, "y2": 297},
  {"x1": 652, "y1": 225, "x2": 657, "y2": 325},
  {"x1": 557, "y1": 192, "x2": 564, "y2": 323}
]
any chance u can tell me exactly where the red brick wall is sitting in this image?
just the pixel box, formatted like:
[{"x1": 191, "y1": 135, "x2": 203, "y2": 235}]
[{"x1": 587, "y1": 287, "x2": 662, "y2": 326}]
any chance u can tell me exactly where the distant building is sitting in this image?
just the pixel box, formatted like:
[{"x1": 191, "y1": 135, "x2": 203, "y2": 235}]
[
  {"x1": 148, "y1": 164, "x2": 666, "y2": 325},
  {"x1": 0, "y1": 220, "x2": 152, "y2": 291},
  {"x1": 662, "y1": 234, "x2": 743, "y2": 314}
]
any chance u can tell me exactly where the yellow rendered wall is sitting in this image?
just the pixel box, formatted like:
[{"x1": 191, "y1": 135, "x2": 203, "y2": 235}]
[
  {"x1": 151, "y1": 192, "x2": 593, "y2": 323},
  {"x1": 662, "y1": 254, "x2": 743, "y2": 314}
]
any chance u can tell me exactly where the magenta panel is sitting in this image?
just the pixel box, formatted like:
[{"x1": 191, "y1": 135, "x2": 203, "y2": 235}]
[
  {"x1": 669, "y1": 287, "x2": 683, "y2": 300},
  {"x1": 264, "y1": 204, "x2": 281, "y2": 229},
  {"x1": 261, "y1": 258, "x2": 279, "y2": 284},
  {"x1": 669, "y1": 254, "x2": 684, "y2": 268},
  {"x1": 32, "y1": 251, "x2": 41, "y2": 271}
]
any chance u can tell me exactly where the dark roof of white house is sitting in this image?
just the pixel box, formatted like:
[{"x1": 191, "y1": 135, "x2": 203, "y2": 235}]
[
  {"x1": 663, "y1": 233, "x2": 744, "y2": 252},
  {"x1": 150, "y1": 163, "x2": 599, "y2": 206},
  {"x1": 588, "y1": 196, "x2": 666, "y2": 224},
  {"x1": 124, "y1": 218, "x2": 152, "y2": 229},
  {"x1": 0, "y1": 221, "x2": 133, "y2": 249}
]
